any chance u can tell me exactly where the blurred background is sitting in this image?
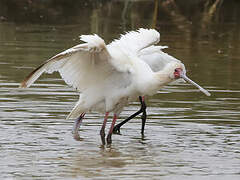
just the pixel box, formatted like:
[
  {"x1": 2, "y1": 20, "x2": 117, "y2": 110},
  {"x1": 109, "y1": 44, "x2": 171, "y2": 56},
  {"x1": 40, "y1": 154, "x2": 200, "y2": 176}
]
[
  {"x1": 1, "y1": 0, "x2": 240, "y2": 179},
  {"x1": 0, "y1": 0, "x2": 240, "y2": 88}
]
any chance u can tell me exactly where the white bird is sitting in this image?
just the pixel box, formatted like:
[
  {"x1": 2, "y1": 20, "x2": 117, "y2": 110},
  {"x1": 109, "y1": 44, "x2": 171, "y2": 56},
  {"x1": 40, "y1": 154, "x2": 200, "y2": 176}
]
[{"x1": 19, "y1": 28, "x2": 210, "y2": 145}]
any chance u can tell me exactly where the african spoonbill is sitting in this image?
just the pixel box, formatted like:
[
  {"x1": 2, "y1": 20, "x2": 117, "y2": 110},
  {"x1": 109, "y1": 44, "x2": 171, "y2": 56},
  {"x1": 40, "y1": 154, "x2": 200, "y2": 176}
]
[{"x1": 19, "y1": 28, "x2": 210, "y2": 145}]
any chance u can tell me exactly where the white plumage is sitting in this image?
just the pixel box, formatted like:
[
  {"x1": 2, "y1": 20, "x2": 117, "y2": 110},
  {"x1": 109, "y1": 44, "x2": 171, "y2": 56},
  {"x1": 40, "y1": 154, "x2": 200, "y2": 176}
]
[{"x1": 20, "y1": 28, "x2": 210, "y2": 145}]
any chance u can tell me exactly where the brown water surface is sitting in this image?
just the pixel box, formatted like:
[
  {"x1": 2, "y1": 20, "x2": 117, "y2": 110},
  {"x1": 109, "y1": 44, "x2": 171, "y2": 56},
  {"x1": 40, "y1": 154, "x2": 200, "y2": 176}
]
[{"x1": 0, "y1": 1, "x2": 240, "y2": 179}]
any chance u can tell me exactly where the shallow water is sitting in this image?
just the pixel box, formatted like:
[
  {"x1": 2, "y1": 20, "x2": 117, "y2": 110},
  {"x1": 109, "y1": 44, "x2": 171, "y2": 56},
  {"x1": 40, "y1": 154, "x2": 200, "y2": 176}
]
[{"x1": 1, "y1": 1, "x2": 240, "y2": 179}]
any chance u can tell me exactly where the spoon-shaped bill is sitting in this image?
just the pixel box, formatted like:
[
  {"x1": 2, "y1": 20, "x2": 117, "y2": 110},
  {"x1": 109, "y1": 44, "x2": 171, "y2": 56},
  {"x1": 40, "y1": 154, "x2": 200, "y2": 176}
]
[{"x1": 180, "y1": 74, "x2": 211, "y2": 96}]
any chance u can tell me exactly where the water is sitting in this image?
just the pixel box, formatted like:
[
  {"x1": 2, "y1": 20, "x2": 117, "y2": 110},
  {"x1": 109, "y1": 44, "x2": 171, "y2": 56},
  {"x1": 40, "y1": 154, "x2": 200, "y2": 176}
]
[{"x1": 1, "y1": 0, "x2": 240, "y2": 179}]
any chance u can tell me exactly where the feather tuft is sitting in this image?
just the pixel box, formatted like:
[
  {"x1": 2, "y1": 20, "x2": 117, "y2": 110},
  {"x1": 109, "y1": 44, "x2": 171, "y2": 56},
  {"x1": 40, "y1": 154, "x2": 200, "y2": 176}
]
[{"x1": 79, "y1": 34, "x2": 106, "y2": 52}]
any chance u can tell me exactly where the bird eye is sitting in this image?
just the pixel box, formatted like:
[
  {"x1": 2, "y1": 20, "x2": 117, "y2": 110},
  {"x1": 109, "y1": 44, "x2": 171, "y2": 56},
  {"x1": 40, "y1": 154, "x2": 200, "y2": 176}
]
[{"x1": 174, "y1": 68, "x2": 181, "y2": 79}]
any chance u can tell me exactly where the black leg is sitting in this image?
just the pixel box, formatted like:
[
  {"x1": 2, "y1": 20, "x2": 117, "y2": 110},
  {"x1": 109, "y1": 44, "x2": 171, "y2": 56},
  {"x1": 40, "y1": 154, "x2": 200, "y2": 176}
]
[
  {"x1": 113, "y1": 96, "x2": 147, "y2": 134},
  {"x1": 140, "y1": 99, "x2": 147, "y2": 135},
  {"x1": 100, "y1": 127, "x2": 106, "y2": 145}
]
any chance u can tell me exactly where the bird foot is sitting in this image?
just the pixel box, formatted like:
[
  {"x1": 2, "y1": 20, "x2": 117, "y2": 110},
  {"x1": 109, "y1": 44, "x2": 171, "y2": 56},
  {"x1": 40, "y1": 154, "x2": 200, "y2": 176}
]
[
  {"x1": 112, "y1": 125, "x2": 121, "y2": 135},
  {"x1": 73, "y1": 133, "x2": 83, "y2": 141}
]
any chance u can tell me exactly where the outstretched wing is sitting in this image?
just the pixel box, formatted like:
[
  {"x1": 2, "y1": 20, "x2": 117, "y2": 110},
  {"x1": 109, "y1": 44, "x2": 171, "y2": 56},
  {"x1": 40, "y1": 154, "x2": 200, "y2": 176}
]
[
  {"x1": 20, "y1": 28, "x2": 167, "y2": 92},
  {"x1": 19, "y1": 34, "x2": 126, "y2": 92},
  {"x1": 110, "y1": 28, "x2": 160, "y2": 56}
]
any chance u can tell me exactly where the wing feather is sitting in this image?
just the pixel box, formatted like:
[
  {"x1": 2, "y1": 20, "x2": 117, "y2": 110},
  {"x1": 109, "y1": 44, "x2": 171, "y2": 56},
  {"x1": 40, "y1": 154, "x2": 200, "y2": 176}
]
[
  {"x1": 19, "y1": 34, "x2": 114, "y2": 91},
  {"x1": 110, "y1": 28, "x2": 160, "y2": 56}
]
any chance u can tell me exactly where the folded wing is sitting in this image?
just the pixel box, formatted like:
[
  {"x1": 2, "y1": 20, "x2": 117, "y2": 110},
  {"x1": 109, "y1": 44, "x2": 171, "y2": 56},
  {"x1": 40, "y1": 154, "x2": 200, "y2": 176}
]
[{"x1": 138, "y1": 45, "x2": 182, "y2": 72}]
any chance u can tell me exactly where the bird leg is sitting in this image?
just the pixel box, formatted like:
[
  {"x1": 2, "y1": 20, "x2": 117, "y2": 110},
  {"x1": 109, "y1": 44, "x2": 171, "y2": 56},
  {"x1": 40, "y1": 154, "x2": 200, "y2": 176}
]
[
  {"x1": 72, "y1": 112, "x2": 85, "y2": 141},
  {"x1": 100, "y1": 112, "x2": 109, "y2": 145},
  {"x1": 106, "y1": 114, "x2": 118, "y2": 145},
  {"x1": 140, "y1": 96, "x2": 147, "y2": 135},
  {"x1": 113, "y1": 96, "x2": 147, "y2": 134}
]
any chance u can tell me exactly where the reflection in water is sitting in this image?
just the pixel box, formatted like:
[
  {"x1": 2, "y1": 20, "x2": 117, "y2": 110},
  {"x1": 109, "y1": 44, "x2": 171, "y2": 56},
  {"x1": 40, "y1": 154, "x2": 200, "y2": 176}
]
[{"x1": 1, "y1": 0, "x2": 240, "y2": 179}]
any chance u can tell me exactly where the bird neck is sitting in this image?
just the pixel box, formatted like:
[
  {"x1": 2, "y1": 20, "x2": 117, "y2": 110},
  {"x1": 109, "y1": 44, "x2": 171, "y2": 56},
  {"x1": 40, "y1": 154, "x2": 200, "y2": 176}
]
[
  {"x1": 154, "y1": 70, "x2": 173, "y2": 87},
  {"x1": 137, "y1": 71, "x2": 171, "y2": 97}
]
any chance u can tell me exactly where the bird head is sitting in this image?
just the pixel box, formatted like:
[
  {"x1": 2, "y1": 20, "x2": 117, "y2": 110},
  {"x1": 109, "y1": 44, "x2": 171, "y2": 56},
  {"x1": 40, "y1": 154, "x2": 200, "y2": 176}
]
[{"x1": 166, "y1": 62, "x2": 211, "y2": 96}]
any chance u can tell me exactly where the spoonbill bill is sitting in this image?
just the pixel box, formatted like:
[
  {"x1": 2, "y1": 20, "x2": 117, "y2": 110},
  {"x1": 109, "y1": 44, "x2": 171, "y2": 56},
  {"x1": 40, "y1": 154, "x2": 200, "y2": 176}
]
[{"x1": 19, "y1": 28, "x2": 210, "y2": 145}]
